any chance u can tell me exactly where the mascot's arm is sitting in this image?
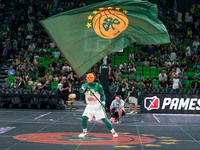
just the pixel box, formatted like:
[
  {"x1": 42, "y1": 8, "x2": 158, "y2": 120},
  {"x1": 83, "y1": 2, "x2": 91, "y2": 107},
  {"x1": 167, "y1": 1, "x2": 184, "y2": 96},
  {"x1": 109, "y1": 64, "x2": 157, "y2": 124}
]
[
  {"x1": 80, "y1": 83, "x2": 88, "y2": 94},
  {"x1": 98, "y1": 84, "x2": 106, "y2": 107}
]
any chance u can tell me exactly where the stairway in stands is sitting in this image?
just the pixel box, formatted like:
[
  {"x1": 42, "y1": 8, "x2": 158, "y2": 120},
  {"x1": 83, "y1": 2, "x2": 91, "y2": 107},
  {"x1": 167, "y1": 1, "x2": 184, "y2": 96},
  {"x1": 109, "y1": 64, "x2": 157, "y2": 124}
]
[{"x1": 0, "y1": 64, "x2": 9, "y2": 84}]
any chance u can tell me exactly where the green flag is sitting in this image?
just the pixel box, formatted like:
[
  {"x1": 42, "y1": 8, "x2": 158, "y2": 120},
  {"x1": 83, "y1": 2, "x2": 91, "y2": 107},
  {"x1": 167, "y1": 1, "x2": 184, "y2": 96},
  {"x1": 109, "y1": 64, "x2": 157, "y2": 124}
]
[{"x1": 41, "y1": 0, "x2": 170, "y2": 77}]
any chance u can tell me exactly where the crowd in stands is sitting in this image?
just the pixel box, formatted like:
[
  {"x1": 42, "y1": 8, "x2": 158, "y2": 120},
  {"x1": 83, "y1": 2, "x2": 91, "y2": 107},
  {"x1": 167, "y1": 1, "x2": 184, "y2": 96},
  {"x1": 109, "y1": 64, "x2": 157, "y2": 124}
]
[{"x1": 0, "y1": 0, "x2": 200, "y2": 103}]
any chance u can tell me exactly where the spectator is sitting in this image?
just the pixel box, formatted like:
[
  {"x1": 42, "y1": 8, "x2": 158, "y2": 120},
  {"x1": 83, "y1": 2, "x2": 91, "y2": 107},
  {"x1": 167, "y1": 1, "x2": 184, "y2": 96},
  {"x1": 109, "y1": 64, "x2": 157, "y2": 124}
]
[
  {"x1": 37, "y1": 38, "x2": 43, "y2": 48},
  {"x1": 26, "y1": 32, "x2": 33, "y2": 40},
  {"x1": 28, "y1": 42, "x2": 35, "y2": 50},
  {"x1": 8, "y1": 66, "x2": 15, "y2": 76},
  {"x1": 2, "y1": 78, "x2": 10, "y2": 88},
  {"x1": 128, "y1": 50, "x2": 134, "y2": 60},
  {"x1": 38, "y1": 61, "x2": 46, "y2": 79},
  {"x1": 190, "y1": 78, "x2": 200, "y2": 92},
  {"x1": 49, "y1": 40, "x2": 56, "y2": 48},
  {"x1": 27, "y1": 78, "x2": 34, "y2": 86},
  {"x1": 127, "y1": 79, "x2": 139, "y2": 114},
  {"x1": 185, "y1": 44, "x2": 191, "y2": 57},
  {"x1": 129, "y1": 73, "x2": 136, "y2": 81},
  {"x1": 28, "y1": 64, "x2": 37, "y2": 82},
  {"x1": 110, "y1": 95, "x2": 125, "y2": 123},
  {"x1": 114, "y1": 68, "x2": 121, "y2": 78},
  {"x1": 144, "y1": 76, "x2": 152, "y2": 88},
  {"x1": 2, "y1": 41, "x2": 7, "y2": 66},
  {"x1": 57, "y1": 79, "x2": 63, "y2": 91},
  {"x1": 193, "y1": 62, "x2": 200, "y2": 72},
  {"x1": 42, "y1": 80, "x2": 52, "y2": 92},
  {"x1": 186, "y1": 27, "x2": 192, "y2": 39},
  {"x1": 10, "y1": 79, "x2": 17, "y2": 88},
  {"x1": 121, "y1": 64, "x2": 128, "y2": 75},
  {"x1": 172, "y1": 74, "x2": 181, "y2": 90},
  {"x1": 108, "y1": 73, "x2": 114, "y2": 85},
  {"x1": 26, "y1": 21, "x2": 34, "y2": 32},
  {"x1": 50, "y1": 59, "x2": 57, "y2": 69},
  {"x1": 45, "y1": 49, "x2": 52, "y2": 58},
  {"x1": 147, "y1": 45, "x2": 155, "y2": 57},
  {"x1": 179, "y1": 69, "x2": 188, "y2": 89},
  {"x1": 12, "y1": 38, "x2": 18, "y2": 57},
  {"x1": 61, "y1": 78, "x2": 69, "y2": 105},
  {"x1": 181, "y1": 59, "x2": 188, "y2": 71},
  {"x1": 158, "y1": 70, "x2": 167, "y2": 81},
  {"x1": 32, "y1": 81, "x2": 39, "y2": 91},
  {"x1": 135, "y1": 58, "x2": 143, "y2": 67},
  {"x1": 53, "y1": 67, "x2": 61, "y2": 79},
  {"x1": 119, "y1": 61, "x2": 127, "y2": 70},
  {"x1": 150, "y1": 57, "x2": 157, "y2": 67},
  {"x1": 136, "y1": 73, "x2": 144, "y2": 83},
  {"x1": 111, "y1": 80, "x2": 119, "y2": 95},
  {"x1": 72, "y1": 80, "x2": 81, "y2": 100},
  {"x1": 194, "y1": 69, "x2": 200, "y2": 80},
  {"x1": 165, "y1": 58, "x2": 172, "y2": 68},
  {"x1": 169, "y1": 49, "x2": 177, "y2": 61},
  {"x1": 143, "y1": 57, "x2": 150, "y2": 67},
  {"x1": 116, "y1": 78, "x2": 128, "y2": 100},
  {"x1": 39, "y1": 47, "x2": 46, "y2": 58},
  {"x1": 52, "y1": 47, "x2": 60, "y2": 58},
  {"x1": 152, "y1": 78, "x2": 159, "y2": 89},
  {"x1": 192, "y1": 38, "x2": 200, "y2": 51},
  {"x1": 17, "y1": 77, "x2": 25, "y2": 88},
  {"x1": 159, "y1": 78, "x2": 168, "y2": 89},
  {"x1": 62, "y1": 62, "x2": 71, "y2": 71},
  {"x1": 157, "y1": 58, "x2": 165, "y2": 68}
]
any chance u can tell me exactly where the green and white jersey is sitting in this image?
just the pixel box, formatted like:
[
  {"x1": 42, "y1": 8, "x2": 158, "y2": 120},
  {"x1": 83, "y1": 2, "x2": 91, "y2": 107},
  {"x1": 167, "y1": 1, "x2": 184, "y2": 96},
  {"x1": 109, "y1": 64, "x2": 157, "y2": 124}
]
[{"x1": 80, "y1": 82, "x2": 105, "y2": 107}]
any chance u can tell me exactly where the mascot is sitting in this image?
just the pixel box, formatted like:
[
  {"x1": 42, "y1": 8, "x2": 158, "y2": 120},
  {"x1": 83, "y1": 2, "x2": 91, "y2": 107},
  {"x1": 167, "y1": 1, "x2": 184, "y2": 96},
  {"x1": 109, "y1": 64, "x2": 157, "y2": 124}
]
[{"x1": 79, "y1": 73, "x2": 118, "y2": 138}]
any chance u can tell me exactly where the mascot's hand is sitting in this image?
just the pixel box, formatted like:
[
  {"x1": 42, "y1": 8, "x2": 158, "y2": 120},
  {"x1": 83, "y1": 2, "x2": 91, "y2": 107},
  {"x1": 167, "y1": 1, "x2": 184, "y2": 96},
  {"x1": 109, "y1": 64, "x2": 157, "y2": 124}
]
[
  {"x1": 81, "y1": 84, "x2": 88, "y2": 91},
  {"x1": 101, "y1": 101, "x2": 105, "y2": 108}
]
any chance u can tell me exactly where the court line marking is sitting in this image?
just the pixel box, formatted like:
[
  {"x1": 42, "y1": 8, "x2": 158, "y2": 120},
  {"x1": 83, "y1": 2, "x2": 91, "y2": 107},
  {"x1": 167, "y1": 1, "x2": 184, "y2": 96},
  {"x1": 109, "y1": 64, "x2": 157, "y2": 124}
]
[
  {"x1": 75, "y1": 120, "x2": 97, "y2": 150},
  {"x1": 155, "y1": 113, "x2": 200, "y2": 145},
  {"x1": 0, "y1": 112, "x2": 39, "y2": 127},
  {"x1": 34, "y1": 112, "x2": 51, "y2": 120},
  {"x1": 153, "y1": 114, "x2": 160, "y2": 123},
  {"x1": 133, "y1": 115, "x2": 144, "y2": 150},
  {"x1": 5, "y1": 112, "x2": 72, "y2": 150},
  {"x1": 153, "y1": 114, "x2": 200, "y2": 117},
  {"x1": 174, "y1": 123, "x2": 200, "y2": 145}
]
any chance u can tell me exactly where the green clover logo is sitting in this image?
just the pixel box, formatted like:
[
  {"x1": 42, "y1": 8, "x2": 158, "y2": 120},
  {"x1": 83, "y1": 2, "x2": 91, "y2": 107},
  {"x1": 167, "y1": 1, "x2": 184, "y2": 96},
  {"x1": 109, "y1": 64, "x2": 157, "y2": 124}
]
[{"x1": 102, "y1": 17, "x2": 120, "y2": 31}]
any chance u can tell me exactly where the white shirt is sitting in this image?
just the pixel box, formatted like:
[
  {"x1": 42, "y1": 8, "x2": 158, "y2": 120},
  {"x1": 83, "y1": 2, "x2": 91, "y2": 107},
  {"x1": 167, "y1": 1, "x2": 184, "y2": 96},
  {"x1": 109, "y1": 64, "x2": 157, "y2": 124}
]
[
  {"x1": 172, "y1": 78, "x2": 179, "y2": 89},
  {"x1": 57, "y1": 83, "x2": 63, "y2": 90},
  {"x1": 50, "y1": 42, "x2": 56, "y2": 48},
  {"x1": 165, "y1": 61, "x2": 172, "y2": 67},
  {"x1": 185, "y1": 46, "x2": 191, "y2": 56},
  {"x1": 169, "y1": 52, "x2": 177, "y2": 61},
  {"x1": 62, "y1": 65, "x2": 71, "y2": 71},
  {"x1": 119, "y1": 63, "x2": 127, "y2": 70},
  {"x1": 111, "y1": 99, "x2": 125, "y2": 111},
  {"x1": 192, "y1": 41, "x2": 200, "y2": 50},
  {"x1": 28, "y1": 44, "x2": 35, "y2": 50}
]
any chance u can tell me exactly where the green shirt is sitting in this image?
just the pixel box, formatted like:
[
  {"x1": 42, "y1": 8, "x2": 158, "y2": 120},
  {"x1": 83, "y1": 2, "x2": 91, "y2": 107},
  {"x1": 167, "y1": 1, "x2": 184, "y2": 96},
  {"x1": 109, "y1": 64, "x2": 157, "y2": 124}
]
[
  {"x1": 111, "y1": 83, "x2": 118, "y2": 93},
  {"x1": 179, "y1": 72, "x2": 187, "y2": 84},
  {"x1": 194, "y1": 72, "x2": 200, "y2": 80},
  {"x1": 152, "y1": 81, "x2": 159, "y2": 88},
  {"x1": 135, "y1": 61, "x2": 143, "y2": 66},
  {"x1": 136, "y1": 76, "x2": 144, "y2": 83}
]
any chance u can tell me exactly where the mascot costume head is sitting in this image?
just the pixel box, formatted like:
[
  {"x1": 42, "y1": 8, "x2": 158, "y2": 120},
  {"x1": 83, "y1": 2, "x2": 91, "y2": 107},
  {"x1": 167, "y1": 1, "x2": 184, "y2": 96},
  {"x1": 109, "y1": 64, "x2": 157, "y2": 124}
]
[{"x1": 86, "y1": 73, "x2": 95, "y2": 83}]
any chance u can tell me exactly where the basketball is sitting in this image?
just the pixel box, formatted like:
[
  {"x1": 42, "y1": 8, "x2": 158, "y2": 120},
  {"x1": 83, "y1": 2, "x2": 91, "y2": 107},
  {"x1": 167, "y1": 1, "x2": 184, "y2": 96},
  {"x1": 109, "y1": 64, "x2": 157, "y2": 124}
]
[{"x1": 93, "y1": 9, "x2": 129, "y2": 39}]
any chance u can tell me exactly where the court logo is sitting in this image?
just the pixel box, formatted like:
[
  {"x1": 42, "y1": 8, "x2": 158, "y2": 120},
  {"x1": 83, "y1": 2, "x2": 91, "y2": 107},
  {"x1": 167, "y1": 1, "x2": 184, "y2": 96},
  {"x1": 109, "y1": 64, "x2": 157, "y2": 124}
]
[
  {"x1": 13, "y1": 132, "x2": 156, "y2": 145},
  {"x1": 144, "y1": 96, "x2": 160, "y2": 111}
]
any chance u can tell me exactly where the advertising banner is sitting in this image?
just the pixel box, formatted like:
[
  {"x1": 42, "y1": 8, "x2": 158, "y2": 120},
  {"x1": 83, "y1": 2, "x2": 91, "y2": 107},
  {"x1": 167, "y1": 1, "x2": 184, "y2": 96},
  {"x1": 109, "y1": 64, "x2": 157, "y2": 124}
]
[{"x1": 141, "y1": 94, "x2": 200, "y2": 114}]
